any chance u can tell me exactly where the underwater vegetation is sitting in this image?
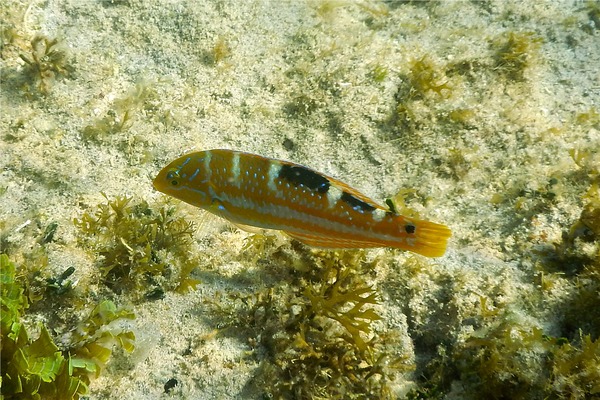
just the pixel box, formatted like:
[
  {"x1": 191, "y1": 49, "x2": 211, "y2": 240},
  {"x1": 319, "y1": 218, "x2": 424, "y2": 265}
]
[
  {"x1": 17, "y1": 34, "x2": 73, "y2": 96},
  {"x1": 385, "y1": 56, "x2": 454, "y2": 139},
  {"x1": 200, "y1": 35, "x2": 232, "y2": 66},
  {"x1": 1, "y1": 254, "x2": 135, "y2": 400},
  {"x1": 401, "y1": 293, "x2": 600, "y2": 400},
  {"x1": 73, "y1": 194, "x2": 201, "y2": 300},
  {"x1": 82, "y1": 81, "x2": 162, "y2": 146},
  {"x1": 1, "y1": 194, "x2": 202, "y2": 398},
  {"x1": 401, "y1": 181, "x2": 600, "y2": 399},
  {"x1": 399, "y1": 57, "x2": 453, "y2": 101},
  {"x1": 208, "y1": 250, "x2": 413, "y2": 399},
  {"x1": 382, "y1": 28, "x2": 544, "y2": 146},
  {"x1": 454, "y1": 325, "x2": 599, "y2": 399},
  {"x1": 419, "y1": 320, "x2": 600, "y2": 400},
  {"x1": 490, "y1": 31, "x2": 542, "y2": 82},
  {"x1": 1, "y1": 1, "x2": 597, "y2": 398},
  {"x1": 547, "y1": 182, "x2": 600, "y2": 341}
]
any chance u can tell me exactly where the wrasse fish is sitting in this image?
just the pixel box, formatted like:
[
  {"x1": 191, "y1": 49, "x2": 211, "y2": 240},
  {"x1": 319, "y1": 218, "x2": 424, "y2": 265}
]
[{"x1": 153, "y1": 149, "x2": 451, "y2": 257}]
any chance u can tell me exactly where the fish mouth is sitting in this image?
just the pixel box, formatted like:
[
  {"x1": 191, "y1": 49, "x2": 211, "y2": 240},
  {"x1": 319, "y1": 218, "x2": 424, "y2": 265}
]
[{"x1": 152, "y1": 171, "x2": 164, "y2": 191}]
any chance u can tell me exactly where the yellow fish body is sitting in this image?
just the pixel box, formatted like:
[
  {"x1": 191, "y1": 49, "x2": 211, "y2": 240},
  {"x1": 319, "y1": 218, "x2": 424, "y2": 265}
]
[{"x1": 153, "y1": 149, "x2": 451, "y2": 257}]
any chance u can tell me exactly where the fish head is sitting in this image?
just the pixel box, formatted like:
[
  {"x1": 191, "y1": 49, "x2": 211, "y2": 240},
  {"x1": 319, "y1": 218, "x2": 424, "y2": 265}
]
[{"x1": 153, "y1": 152, "x2": 211, "y2": 207}]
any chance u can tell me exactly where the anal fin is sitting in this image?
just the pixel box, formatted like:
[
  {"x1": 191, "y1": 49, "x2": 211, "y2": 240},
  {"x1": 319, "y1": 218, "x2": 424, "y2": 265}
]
[
  {"x1": 233, "y1": 222, "x2": 271, "y2": 235},
  {"x1": 285, "y1": 231, "x2": 379, "y2": 249}
]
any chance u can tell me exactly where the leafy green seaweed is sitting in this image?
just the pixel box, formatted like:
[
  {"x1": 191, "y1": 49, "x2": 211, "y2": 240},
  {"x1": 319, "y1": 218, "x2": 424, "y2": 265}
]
[
  {"x1": 1, "y1": 254, "x2": 135, "y2": 400},
  {"x1": 207, "y1": 250, "x2": 413, "y2": 399},
  {"x1": 73, "y1": 194, "x2": 201, "y2": 298}
]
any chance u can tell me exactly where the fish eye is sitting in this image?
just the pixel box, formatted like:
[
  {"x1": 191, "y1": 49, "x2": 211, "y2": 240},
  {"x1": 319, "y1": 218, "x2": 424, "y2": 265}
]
[{"x1": 166, "y1": 170, "x2": 180, "y2": 186}]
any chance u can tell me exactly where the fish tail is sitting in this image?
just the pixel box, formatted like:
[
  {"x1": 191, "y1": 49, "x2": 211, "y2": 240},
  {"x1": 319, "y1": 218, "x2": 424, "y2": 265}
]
[{"x1": 410, "y1": 219, "x2": 452, "y2": 257}]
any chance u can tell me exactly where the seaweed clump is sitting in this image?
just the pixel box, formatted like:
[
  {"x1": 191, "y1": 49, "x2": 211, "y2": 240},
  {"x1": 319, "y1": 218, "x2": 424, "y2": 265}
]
[
  {"x1": 200, "y1": 35, "x2": 232, "y2": 66},
  {"x1": 406, "y1": 307, "x2": 600, "y2": 399},
  {"x1": 385, "y1": 57, "x2": 452, "y2": 138},
  {"x1": 209, "y1": 251, "x2": 413, "y2": 399},
  {"x1": 82, "y1": 81, "x2": 161, "y2": 145},
  {"x1": 453, "y1": 324, "x2": 600, "y2": 399},
  {"x1": 491, "y1": 31, "x2": 542, "y2": 82},
  {"x1": 18, "y1": 34, "x2": 73, "y2": 95},
  {"x1": 1, "y1": 254, "x2": 135, "y2": 400},
  {"x1": 73, "y1": 194, "x2": 200, "y2": 299},
  {"x1": 554, "y1": 183, "x2": 600, "y2": 340}
]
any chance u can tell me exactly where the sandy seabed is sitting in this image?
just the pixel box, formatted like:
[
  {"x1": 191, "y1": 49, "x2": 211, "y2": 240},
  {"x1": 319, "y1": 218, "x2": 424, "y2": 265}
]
[{"x1": 1, "y1": 1, "x2": 599, "y2": 399}]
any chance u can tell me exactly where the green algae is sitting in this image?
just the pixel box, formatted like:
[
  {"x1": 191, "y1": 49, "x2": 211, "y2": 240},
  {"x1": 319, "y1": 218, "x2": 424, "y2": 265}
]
[
  {"x1": 73, "y1": 194, "x2": 200, "y2": 298},
  {"x1": 206, "y1": 250, "x2": 413, "y2": 399},
  {"x1": 1, "y1": 254, "x2": 135, "y2": 400}
]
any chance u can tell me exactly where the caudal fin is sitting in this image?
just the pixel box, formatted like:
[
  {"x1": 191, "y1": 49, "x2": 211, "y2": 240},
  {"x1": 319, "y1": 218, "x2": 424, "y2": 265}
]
[{"x1": 410, "y1": 219, "x2": 452, "y2": 257}]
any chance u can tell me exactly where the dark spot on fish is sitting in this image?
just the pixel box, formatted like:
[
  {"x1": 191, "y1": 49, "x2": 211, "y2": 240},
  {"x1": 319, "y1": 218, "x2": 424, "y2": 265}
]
[
  {"x1": 279, "y1": 164, "x2": 330, "y2": 193},
  {"x1": 341, "y1": 192, "x2": 376, "y2": 212},
  {"x1": 405, "y1": 224, "x2": 416, "y2": 234}
]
